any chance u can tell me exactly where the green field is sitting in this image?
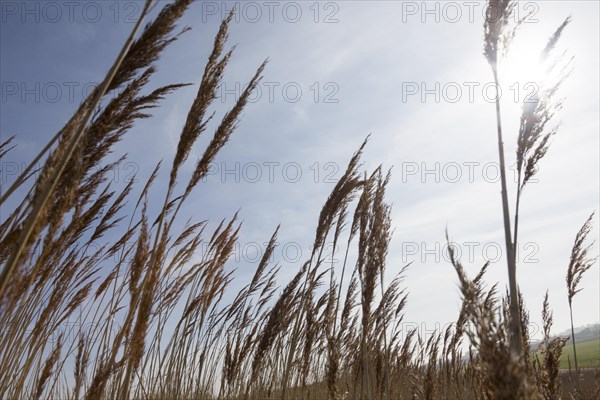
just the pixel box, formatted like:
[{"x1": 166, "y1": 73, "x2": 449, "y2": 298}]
[
  {"x1": 559, "y1": 337, "x2": 600, "y2": 369},
  {"x1": 533, "y1": 337, "x2": 600, "y2": 369}
]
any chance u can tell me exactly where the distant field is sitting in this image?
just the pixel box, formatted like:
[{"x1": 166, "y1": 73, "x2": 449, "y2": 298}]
[{"x1": 560, "y1": 338, "x2": 600, "y2": 369}]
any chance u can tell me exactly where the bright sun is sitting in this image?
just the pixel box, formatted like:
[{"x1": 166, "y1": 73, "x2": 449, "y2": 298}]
[
  {"x1": 501, "y1": 38, "x2": 548, "y2": 87},
  {"x1": 499, "y1": 31, "x2": 572, "y2": 106}
]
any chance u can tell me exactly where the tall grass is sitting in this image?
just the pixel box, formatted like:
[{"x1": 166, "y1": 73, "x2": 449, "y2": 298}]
[
  {"x1": 566, "y1": 213, "x2": 597, "y2": 381},
  {"x1": 0, "y1": 1, "x2": 597, "y2": 399}
]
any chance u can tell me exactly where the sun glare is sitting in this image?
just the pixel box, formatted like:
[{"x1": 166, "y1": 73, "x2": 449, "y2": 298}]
[
  {"x1": 501, "y1": 37, "x2": 547, "y2": 87},
  {"x1": 500, "y1": 30, "x2": 572, "y2": 106}
]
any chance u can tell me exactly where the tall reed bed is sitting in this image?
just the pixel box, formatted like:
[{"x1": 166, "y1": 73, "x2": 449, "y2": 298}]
[{"x1": 0, "y1": 0, "x2": 597, "y2": 399}]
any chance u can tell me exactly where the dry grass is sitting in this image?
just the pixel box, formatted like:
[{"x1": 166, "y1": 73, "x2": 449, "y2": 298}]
[{"x1": 0, "y1": 1, "x2": 597, "y2": 399}]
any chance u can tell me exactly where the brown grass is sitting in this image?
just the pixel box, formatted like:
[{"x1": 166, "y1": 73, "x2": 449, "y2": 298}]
[{"x1": 0, "y1": 1, "x2": 597, "y2": 399}]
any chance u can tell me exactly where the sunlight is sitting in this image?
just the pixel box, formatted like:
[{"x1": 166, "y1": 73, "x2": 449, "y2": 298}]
[
  {"x1": 501, "y1": 36, "x2": 547, "y2": 87},
  {"x1": 500, "y1": 30, "x2": 572, "y2": 106}
]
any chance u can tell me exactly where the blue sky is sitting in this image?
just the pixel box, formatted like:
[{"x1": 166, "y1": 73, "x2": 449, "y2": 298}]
[{"x1": 1, "y1": 0, "x2": 598, "y2": 339}]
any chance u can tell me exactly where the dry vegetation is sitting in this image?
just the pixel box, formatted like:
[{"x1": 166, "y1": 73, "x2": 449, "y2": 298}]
[{"x1": 0, "y1": 0, "x2": 598, "y2": 399}]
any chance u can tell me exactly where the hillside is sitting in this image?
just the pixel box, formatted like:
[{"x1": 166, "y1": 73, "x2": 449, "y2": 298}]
[{"x1": 559, "y1": 337, "x2": 600, "y2": 369}]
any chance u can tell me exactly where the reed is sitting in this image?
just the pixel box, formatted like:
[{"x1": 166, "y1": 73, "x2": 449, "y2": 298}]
[{"x1": 0, "y1": 1, "x2": 596, "y2": 399}]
